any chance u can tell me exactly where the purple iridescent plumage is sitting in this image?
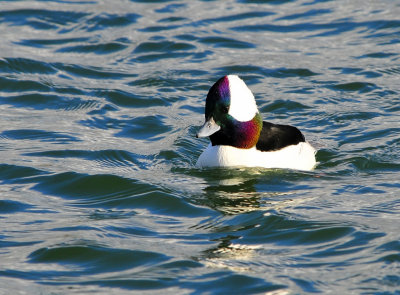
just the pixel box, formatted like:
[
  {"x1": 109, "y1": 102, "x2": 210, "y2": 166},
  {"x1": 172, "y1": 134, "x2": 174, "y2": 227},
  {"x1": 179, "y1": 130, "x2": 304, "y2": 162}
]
[
  {"x1": 231, "y1": 114, "x2": 262, "y2": 148},
  {"x1": 206, "y1": 76, "x2": 263, "y2": 149},
  {"x1": 205, "y1": 76, "x2": 230, "y2": 120}
]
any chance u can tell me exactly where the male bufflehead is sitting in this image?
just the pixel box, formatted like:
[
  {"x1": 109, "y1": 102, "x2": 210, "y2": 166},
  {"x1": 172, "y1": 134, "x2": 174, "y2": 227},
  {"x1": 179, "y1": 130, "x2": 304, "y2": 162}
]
[{"x1": 196, "y1": 75, "x2": 316, "y2": 171}]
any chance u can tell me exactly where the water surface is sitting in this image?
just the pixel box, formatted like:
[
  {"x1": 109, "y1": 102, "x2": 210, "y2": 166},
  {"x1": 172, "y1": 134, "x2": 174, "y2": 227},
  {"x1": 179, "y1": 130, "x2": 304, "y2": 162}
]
[{"x1": 1, "y1": 0, "x2": 400, "y2": 294}]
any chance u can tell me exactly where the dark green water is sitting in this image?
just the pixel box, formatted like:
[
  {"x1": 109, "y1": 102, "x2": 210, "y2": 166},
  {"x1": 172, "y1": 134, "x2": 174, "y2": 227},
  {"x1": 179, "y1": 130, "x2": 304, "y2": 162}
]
[{"x1": 1, "y1": 0, "x2": 399, "y2": 294}]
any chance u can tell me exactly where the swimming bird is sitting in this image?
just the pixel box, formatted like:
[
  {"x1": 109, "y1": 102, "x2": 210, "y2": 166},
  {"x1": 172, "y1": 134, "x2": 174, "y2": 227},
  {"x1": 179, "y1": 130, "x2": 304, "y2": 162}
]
[{"x1": 196, "y1": 75, "x2": 316, "y2": 170}]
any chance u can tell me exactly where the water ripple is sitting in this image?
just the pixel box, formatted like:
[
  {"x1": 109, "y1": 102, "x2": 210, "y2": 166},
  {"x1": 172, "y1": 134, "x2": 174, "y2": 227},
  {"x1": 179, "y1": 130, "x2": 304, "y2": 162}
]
[
  {"x1": 56, "y1": 41, "x2": 129, "y2": 55},
  {"x1": 28, "y1": 245, "x2": 169, "y2": 274},
  {"x1": 0, "y1": 57, "x2": 57, "y2": 74},
  {"x1": 0, "y1": 9, "x2": 88, "y2": 30},
  {"x1": 82, "y1": 13, "x2": 141, "y2": 32},
  {"x1": 1, "y1": 129, "x2": 79, "y2": 144}
]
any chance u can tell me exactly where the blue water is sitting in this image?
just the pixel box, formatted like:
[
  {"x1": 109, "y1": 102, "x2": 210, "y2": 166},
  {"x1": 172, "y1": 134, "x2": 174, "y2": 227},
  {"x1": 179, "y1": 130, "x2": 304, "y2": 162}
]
[{"x1": 1, "y1": 0, "x2": 400, "y2": 294}]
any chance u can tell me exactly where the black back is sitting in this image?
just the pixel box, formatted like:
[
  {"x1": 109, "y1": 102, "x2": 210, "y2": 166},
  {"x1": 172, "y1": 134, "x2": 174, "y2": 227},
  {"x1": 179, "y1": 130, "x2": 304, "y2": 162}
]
[{"x1": 256, "y1": 121, "x2": 305, "y2": 152}]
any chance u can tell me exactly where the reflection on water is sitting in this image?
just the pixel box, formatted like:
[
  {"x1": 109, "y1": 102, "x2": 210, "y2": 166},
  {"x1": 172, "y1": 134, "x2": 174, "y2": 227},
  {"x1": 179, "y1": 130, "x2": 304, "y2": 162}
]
[{"x1": 195, "y1": 167, "x2": 317, "y2": 214}]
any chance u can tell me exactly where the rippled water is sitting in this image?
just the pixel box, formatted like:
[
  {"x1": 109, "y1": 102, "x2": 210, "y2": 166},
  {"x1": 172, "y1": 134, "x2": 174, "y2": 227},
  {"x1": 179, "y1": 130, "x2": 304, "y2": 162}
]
[{"x1": 1, "y1": 0, "x2": 400, "y2": 294}]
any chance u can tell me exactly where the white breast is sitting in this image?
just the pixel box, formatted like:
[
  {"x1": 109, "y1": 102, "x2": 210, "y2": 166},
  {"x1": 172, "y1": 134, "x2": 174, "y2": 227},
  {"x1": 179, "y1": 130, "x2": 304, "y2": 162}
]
[{"x1": 196, "y1": 142, "x2": 316, "y2": 171}]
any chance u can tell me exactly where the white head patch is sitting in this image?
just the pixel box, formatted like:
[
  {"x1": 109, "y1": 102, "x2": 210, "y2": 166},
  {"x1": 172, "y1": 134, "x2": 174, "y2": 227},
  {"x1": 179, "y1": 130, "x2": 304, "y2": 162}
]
[{"x1": 227, "y1": 75, "x2": 258, "y2": 122}]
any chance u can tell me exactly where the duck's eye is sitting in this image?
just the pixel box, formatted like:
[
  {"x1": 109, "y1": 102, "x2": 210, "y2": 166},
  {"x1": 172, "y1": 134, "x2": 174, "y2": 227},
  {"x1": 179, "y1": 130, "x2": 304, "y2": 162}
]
[{"x1": 221, "y1": 106, "x2": 229, "y2": 114}]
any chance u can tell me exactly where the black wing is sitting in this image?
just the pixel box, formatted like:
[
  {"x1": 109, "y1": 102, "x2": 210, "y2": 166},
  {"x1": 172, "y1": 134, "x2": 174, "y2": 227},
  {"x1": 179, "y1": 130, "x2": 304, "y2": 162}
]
[{"x1": 256, "y1": 121, "x2": 305, "y2": 152}]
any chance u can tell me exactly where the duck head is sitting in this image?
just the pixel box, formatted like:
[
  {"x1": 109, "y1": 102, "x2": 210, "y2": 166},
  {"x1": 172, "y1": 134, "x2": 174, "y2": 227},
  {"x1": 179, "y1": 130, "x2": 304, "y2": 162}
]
[{"x1": 197, "y1": 75, "x2": 263, "y2": 149}]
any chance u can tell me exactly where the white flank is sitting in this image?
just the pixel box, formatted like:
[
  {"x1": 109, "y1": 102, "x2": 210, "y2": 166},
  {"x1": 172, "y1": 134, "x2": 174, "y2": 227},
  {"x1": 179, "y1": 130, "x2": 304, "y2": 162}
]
[
  {"x1": 196, "y1": 142, "x2": 317, "y2": 171},
  {"x1": 227, "y1": 75, "x2": 258, "y2": 122}
]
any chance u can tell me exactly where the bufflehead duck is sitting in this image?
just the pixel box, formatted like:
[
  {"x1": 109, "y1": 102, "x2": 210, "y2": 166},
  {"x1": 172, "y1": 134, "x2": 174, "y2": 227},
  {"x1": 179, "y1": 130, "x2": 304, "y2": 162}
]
[{"x1": 196, "y1": 75, "x2": 316, "y2": 171}]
